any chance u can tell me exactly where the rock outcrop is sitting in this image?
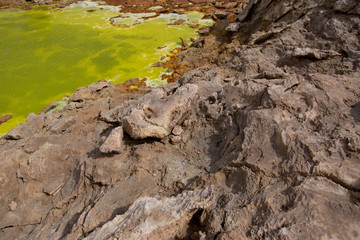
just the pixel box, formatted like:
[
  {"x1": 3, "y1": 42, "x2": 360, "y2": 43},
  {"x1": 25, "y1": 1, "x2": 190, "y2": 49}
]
[
  {"x1": 122, "y1": 83, "x2": 198, "y2": 139},
  {"x1": 1, "y1": 0, "x2": 360, "y2": 239},
  {"x1": 84, "y1": 187, "x2": 215, "y2": 240}
]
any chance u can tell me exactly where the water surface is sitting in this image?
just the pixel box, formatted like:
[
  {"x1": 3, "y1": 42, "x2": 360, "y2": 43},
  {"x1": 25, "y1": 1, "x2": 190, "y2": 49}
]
[{"x1": 0, "y1": 3, "x2": 211, "y2": 135}]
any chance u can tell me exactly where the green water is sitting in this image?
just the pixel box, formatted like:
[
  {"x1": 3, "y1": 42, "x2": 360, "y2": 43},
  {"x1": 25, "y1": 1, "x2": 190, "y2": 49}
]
[{"x1": 0, "y1": 2, "x2": 212, "y2": 136}]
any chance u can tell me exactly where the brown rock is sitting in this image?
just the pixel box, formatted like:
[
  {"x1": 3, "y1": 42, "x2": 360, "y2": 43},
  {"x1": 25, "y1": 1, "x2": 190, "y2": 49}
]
[
  {"x1": 292, "y1": 47, "x2": 341, "y2": 60},
  {"x1": 214, "y1": 1, "x2": 224, "y2": 8},
  {"x1": 180, "y1": 37, "x2": 189, "y2": 48},
  {"x1": 1, "y1": 1, "x2": 360, "y2": 240},
  {"x1": 333, "y1": 0, "x2": 357, "y2": 13},
  {"x1": 172, "y1": 125, "x2": 183, "y2": 136},
  {"x1": 227, "y1": 12, "x2": 237, "y2": 22},
  {"x1": 5, "y1": 113, "x2": 43, "y2": 140},
  {"x1": 84, "y1": 188, "x2": 215, "y2": 240},
  {"x1": 198, "y1": 26, "x2": 211, "y2": 36},
  {"x1": 8, "y1": 201, "x2": 17, "y2": 211},
  {"x1": 0, "y1": 114, "x2": 12, "y2": 125},
  {"x1": 122, "y1": 84, "x2": 198, "y2": 139},
  {"x1": 225, "y1": 22, "x2": 240, "y2": 32},
  {"x1": 214, "y1": 11, "x2": 229, "y2": 19},
  {"x1": 170, "y1": 135, "x2": 182, "y2": 144},
  {"x1": 99, "y1": 126, "x2": 124, "y2": 154},
  {"x1": 223, "y1": 2, "x2": 237, "y2": 9},
  {"x1": 70, "y1": 87, "x2": 93, "y2": 102},
  {"x1": 48, "y1": 116, "x2": 75, "y2": 134},
  {"x1": 171, "y1": 19, "x2": 186, "y2": 25}
]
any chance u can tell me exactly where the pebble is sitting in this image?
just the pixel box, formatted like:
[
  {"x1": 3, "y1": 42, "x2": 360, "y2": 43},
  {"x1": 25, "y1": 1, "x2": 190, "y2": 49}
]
[
  {"x1": 9, "y1": 201, "x2": 17, "y2": 211},
  {"x1": 170, "y1": 135, "x2": 182, "y2": 144},
  {"x1": 172, "y1": 125, "x2": 183, "y2": 136}
]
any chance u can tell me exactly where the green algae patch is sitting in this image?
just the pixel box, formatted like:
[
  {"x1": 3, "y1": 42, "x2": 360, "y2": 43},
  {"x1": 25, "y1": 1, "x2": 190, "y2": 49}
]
[
  {"x1": 49, "y1": 97, "x2": 70, "y2": 113},
  {"x1": 0, "y1": 3, "x2": 212, "y2": 136}
]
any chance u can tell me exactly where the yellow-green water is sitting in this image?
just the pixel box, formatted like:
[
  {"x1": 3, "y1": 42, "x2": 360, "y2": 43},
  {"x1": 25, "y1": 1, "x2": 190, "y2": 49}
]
[{"x1": 0, "y1": 2, "x2": 212, "y2": 136}]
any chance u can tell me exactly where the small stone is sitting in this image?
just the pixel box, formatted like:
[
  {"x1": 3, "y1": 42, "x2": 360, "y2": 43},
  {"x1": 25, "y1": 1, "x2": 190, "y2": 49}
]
[
  {"x1": 9, "y1": 201, "x2": 17, "y2": 211},
  {"x1": 214, "y1": 12, "x2": 229, "y2": 19},
  {"x1": 172, "y1": 19, "x2": 186, "y2": 25},
  {"x1": 224, "y1": 77, "x2": 235, "y2": 82},
  {"x1": 198, "y1": 27, "x2": 211, "y2": 36},
  {"x1": 199, "y1": 231, "x2": 207, "y2": 240},
  {"x1": 215, "y1": 2, "x2": 224, "y2": 8},
  {"x1": 180, "y1": 37, "x2": 189, "y2": 48},
  {"x1": 225, "y1": 23, "x2": 240, "y2": 32},
  {"x1": 183, "y1": 119, "x2": 191, "y2": 127},
  {"x1": 100, "y1": 127, "x2": 124, "y2": 154},
  {"x1": 227, "y1": 13, "x2": 237, "y2": 22},
  {"x1": 170, "y1": 135, "x2": 182, "y2": 144},
  {"x1": 223, "y1": 2, "x2": 238, "y2": 9},
  {"x1": 172, "y1": 125, "x2": 183, "y2": 136},
  {"x1": 203, "y1": 13, "x2": 212, "y2": 19},
  {"x1": 0, "y1": 114, "x2": 12, "y2": 125}
]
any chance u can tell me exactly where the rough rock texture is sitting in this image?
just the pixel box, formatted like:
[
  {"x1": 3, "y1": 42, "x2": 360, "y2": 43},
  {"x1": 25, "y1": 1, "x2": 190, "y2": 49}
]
[
  {"x1": 84, "y1": 187, "x2": 215, "y2": 240},
  {"x1": 1, "y1": 0, "x2": 360, "y2": 239},
  {"x1": 0, "y1": 114, "x2": 12, "y2": 125},
  {"x1": 104, "y1": 0, "x2": 249, "y2": 15},
  {"x1": 122, "y1": 83, "x2": 198, "y2": 139},
  {"x1": 99, "y1": 126, "x2": 124, "y2": 154}
]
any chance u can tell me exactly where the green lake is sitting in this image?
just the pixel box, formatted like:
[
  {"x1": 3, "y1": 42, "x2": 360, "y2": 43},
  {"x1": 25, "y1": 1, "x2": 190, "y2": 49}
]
[{"x1": 0, "y1": 1, "x2": 212, "y2": 136}]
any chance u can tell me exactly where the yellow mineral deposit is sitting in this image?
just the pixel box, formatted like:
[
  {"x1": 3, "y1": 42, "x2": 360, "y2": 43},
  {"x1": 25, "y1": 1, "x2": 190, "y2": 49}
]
[{"x1": 0, "y1": 2, "x2": 212, "y2": 136}]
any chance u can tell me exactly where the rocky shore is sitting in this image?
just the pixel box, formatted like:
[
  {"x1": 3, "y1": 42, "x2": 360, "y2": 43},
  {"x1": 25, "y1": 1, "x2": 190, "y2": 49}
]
[
  {"x1": 1, "y1": 0, "x2": 360, "y2": 239},
  {"x1": 0, "y1": 0, "x2": 247, "y2": 16}
]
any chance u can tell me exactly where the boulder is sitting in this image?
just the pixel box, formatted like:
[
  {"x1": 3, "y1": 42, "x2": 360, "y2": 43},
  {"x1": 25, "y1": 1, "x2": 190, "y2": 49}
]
[{"x1": 122, "y1": 84, "x2": 198, "y2": 139}]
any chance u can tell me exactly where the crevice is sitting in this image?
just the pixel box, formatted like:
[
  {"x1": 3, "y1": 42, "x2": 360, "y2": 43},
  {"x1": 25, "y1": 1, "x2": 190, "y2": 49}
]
[
  {"x1": 0, "y1": 225, "x2": 14, "y2": 231},
  {"x1": 314, "y1": 172, "x2": 360, "y2": 193},
  {"x1": 1, "y1": 221, "x2": 41, "y2": 232},
  {"x1": 82, "y1": 204, "x2": 131, "y2": 238},
  {"x1": 61, "y1": 212, "x2": 82, "y2": 239},
  {"x1": 283, "y1": 170, "x2": 359, "y2": 193},
  {"x1": 228, "y1": 161, "x2": 270, "y2": 178},
  {"x1": 175, "y1": 209, "x2": 205, "y2": 240}
]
